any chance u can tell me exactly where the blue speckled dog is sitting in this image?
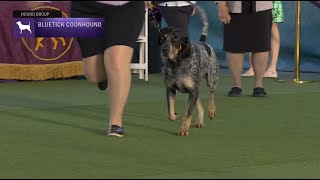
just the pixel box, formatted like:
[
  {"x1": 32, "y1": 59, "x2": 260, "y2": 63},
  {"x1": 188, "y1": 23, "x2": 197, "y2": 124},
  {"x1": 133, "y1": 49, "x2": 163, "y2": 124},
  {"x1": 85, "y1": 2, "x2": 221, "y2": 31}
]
[{"x1": 159, "y1": 6, "x2": 219, "y2": 136}]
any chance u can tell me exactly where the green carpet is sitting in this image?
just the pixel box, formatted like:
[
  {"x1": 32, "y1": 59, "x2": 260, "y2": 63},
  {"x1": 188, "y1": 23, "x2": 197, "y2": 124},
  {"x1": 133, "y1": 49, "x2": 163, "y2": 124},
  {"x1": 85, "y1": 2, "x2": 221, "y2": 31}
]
[{"x1": 1, "y1": 73, "x2": 320, "y2": 179}]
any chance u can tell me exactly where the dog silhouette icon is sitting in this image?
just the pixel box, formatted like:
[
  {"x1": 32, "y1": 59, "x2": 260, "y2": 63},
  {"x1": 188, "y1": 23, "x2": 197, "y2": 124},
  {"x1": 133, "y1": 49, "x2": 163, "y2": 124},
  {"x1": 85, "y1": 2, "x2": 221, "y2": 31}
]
[{"x1": 16, "y1": 21, "x2": 32, "y2": 34}]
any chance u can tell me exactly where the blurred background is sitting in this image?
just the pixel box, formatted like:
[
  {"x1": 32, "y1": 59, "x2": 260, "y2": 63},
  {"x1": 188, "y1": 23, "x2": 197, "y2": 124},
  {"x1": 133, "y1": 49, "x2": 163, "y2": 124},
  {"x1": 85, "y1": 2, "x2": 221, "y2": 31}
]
[{"x1": 188, "y1": 1, "x2": 320, "y2": 73}]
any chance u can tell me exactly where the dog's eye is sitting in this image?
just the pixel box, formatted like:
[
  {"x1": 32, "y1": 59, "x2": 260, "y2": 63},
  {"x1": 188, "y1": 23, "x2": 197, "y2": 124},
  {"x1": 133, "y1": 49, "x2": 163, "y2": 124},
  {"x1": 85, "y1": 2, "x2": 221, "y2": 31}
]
[
  {"x1": 159, "y1": 35, "x2": 166, "y2": 45},
  {"x1": 159, "y1": 38, "x2": 165, "y2": 44},
  {"x1": 172, "y1": 37, "x2": 179, "y2": 42},
  {"x1": 161, "y1": 34, "x2": 168, "y2": 41}
]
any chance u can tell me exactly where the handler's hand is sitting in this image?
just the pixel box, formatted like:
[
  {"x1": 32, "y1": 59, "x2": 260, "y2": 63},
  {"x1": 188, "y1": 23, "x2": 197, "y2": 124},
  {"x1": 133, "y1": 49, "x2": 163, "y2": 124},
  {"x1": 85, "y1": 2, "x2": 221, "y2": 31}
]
[
  {"x1": 145, "y1": 1, "x2": 150, "y2": 9},
  {"x1": 217, "y1": 3, "x2": 231, "y2": 24}
]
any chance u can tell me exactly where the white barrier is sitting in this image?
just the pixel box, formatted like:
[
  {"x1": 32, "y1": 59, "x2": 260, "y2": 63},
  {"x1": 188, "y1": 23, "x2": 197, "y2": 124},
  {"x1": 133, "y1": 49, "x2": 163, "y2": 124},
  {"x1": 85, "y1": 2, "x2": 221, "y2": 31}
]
[{"x1": 130, "y1": 9, "x2": 149, "y2": 81}]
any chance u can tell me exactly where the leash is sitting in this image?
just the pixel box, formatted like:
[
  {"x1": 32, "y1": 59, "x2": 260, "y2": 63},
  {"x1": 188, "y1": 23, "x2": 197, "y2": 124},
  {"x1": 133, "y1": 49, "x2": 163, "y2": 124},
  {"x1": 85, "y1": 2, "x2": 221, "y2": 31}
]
[
  {"x1": 149, "y1": 1, "x2": 197, "y2": 34},
  {"x1": 148, "y1": 7, "x2": 162, "y2": 34}
]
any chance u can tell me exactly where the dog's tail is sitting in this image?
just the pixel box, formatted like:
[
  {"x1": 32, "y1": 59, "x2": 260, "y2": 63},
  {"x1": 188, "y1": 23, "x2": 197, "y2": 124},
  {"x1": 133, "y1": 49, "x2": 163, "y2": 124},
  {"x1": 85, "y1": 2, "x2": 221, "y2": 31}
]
[{"x1": 193, "y1": 4, "x2": 209, "y2": 42}]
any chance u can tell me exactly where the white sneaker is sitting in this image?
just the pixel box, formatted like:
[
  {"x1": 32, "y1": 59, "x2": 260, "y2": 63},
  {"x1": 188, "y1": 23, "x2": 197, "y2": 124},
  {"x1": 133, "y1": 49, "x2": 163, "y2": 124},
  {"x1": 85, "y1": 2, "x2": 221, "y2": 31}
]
[
  {"x1": 263, "y1": 70, "x2": 278, "y2": 78},
  {"x1": 241, "y1": 68, "x2": 254, "y2": 77}
]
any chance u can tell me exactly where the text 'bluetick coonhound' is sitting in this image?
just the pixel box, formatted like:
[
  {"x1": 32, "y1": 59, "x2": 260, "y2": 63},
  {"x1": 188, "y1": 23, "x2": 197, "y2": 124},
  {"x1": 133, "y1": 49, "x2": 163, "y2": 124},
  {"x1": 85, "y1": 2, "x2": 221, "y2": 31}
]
[{"x1": 159, "y1": 5, "x2": 219, "y2": 136}]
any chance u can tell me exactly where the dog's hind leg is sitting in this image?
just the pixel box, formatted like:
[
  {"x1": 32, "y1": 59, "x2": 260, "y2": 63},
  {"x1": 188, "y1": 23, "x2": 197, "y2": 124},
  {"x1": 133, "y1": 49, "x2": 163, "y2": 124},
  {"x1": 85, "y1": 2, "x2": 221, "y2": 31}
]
[
  {"x1": 195, "y1": 98, "x2": 204, "y2": 128},
  {"x1": 208, "y1": 92, "x2": 216, "y2": 120},
  {"x1": 177, "y1": 90, "x2": 198, "y2": 136},
  {"x1": 166, "y1": 88, "x2": 177, "y2": 121},
  {"x1": 205, "y1": 73, "x2": 218, "y2": 120}
]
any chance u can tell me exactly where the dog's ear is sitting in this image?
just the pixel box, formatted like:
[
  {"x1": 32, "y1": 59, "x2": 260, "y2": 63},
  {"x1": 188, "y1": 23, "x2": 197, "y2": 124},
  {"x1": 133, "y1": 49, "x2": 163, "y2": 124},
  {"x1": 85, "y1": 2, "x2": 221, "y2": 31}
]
[
  {"x1": 178, "y1": 35, "x2": 191, "y2": 59},
  {"x1": 158, "y1": 27, "x2": 175, "y2": 45},
  {"x1": 158, "y1": 30, "x2": 165, "y2": 45}
]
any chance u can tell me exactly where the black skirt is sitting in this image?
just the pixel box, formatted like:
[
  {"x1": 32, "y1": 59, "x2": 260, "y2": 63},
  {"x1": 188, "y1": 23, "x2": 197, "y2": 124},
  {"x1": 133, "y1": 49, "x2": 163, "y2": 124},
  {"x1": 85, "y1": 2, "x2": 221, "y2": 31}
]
[
  {"x1": 223, "y1": 9, "x2": 272, "y2": 53},
  {"x1": 70, "y1": 1, "x2": 145, "y2": 58}
]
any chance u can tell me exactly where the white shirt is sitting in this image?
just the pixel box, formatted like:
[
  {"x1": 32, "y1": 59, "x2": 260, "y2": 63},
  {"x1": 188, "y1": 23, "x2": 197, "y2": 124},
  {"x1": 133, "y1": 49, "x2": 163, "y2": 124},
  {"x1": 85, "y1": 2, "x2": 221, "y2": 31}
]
[
  {"x1": 214, "y1": 1, "x2": 272, "y2": 13},
  {"x1": 158, "y1": 1, "x2": 196, "y2": 7}
]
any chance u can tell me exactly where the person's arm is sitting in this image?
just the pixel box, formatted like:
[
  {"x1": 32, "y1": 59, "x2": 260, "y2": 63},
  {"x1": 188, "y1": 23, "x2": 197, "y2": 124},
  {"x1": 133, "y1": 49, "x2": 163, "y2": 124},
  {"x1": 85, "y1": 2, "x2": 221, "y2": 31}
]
[{"x1": 214, "y1": 1, "x2": 226, "y2": 6}]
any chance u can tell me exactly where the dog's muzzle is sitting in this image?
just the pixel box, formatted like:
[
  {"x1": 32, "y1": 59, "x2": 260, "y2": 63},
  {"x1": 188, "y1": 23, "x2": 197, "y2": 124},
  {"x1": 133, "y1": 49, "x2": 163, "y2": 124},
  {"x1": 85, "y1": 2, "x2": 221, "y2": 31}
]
[{"x1": 161, "y1": 44, "x2": 170, "y2": 56}]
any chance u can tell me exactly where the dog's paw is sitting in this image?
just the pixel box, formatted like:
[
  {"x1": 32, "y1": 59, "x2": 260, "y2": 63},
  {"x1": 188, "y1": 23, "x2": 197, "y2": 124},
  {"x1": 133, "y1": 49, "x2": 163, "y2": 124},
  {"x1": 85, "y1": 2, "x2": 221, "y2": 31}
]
[
  {"x1": 208, "y1": 110, "x2": 216, "y2": 120},
  {"x1": 195, "y1": 123, "x2": 203, "y2": 128},
  {"x1": 176, "y1": 129, "x2": 189, "y2": 136},
  {"x1": 168, "y1": 113, "x2": 178, "y2": 121}
]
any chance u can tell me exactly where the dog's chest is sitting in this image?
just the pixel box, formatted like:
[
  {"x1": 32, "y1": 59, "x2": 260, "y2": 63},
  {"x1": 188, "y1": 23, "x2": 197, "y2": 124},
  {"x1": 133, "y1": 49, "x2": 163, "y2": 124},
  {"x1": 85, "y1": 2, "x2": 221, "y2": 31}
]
[{"x1": 165, "y1": 70, "x2": 194, "y2": 93}]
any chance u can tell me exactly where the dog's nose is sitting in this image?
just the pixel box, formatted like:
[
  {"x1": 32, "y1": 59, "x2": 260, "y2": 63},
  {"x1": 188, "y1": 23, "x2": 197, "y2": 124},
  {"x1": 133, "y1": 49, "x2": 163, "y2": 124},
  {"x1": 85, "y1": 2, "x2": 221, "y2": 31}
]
[{"x1": 162, "y1": 47, "x2": 169, "y2": 53}]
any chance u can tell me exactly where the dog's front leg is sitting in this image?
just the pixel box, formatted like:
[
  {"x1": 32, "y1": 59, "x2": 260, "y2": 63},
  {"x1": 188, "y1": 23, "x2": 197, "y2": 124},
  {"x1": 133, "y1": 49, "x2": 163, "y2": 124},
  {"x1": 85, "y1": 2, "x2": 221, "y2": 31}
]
[
  {"x1": 166, "y1": 88, "x2": 177, "y2": 121},
  {"x1": 195, "y1": 98, "x2": 204, "y2": 128},
  {"x1": 177, "y1": 90, "x2": 198, "y2": 136}
]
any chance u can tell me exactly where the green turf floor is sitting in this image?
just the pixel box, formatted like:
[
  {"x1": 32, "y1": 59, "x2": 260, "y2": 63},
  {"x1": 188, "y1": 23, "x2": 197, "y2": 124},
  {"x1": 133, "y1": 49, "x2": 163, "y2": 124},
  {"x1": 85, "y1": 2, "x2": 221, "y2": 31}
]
[{"x1": 1, "y1": 72, "x2": 320, "y2": 178}]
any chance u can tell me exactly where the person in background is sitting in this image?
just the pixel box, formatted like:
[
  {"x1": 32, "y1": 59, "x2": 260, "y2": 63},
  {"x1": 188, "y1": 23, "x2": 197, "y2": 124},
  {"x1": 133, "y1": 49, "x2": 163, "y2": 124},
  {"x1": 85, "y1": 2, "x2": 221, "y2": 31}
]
[
  {"x1": 156, "y1": 1, "x2": 196, "y2": 35},
  {"x1": 27, "y1": 1, "x2": 146, "y2": 137},
  {"x1": 215, "y1": 1, "x2": 273, "y2": 97},
  {"x1": 242, "y1": 1, "x2": 284, "y2": 78}
]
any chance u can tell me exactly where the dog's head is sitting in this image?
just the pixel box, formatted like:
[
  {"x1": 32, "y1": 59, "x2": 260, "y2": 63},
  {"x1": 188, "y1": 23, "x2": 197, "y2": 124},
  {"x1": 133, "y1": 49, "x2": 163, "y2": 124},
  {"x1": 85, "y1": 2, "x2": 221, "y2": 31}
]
[
  {"x1": 16, "y1": 21, "x2": 22, "y2": 25},
  {"x1": 159, "y1": 27, "x2": 191, "y2": 61}
]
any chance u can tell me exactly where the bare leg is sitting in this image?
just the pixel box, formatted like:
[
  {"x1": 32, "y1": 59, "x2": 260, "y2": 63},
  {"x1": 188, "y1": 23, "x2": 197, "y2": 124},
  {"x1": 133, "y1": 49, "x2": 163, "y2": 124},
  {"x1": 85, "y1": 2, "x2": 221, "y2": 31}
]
[
  {"x1": 241, "y1": 52, "x2": 254, "y2": 76},
  {"x1": 104, "y1": 45, "x2": 134, "y2": 128},
  {"x1": 227, "y1": 52, "x2": 244, "y2": 88},
  {"x1": 252, "y1": 52, "x2": 269, "y2": 88},
  {"x1": 269, "y1": 23, "x2": 280, "y2": 71},
  {"x1": 82, "y1": 54, "x2": 106, "y2": 83},
  {"x1": 248, "y1": 52, "x2": 253, "y2": 68},
  {"x1": 264, "y1": 23, "x2": 280, "y2": 78}
]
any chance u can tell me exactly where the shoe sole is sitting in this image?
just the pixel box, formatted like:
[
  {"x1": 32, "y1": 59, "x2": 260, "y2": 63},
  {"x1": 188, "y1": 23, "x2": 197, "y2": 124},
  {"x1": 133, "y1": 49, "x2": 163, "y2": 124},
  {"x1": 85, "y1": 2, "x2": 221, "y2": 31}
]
[
  {"x1": 252, "y1": 94, "x2": 267, "y2": 97},
  {"x1": 107, "y1": 133, "x2": 124, "y2": 137},
  {"x1": 228, "y1": 93, "x2": 242, "y2": 97}
]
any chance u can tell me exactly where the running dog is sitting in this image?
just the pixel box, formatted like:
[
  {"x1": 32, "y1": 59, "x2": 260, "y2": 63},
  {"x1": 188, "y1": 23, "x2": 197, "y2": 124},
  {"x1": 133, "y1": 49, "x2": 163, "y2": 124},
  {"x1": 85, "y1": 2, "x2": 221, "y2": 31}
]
[{"x1": 159, "y1": 5, "x2": 219, "y2": 136}]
